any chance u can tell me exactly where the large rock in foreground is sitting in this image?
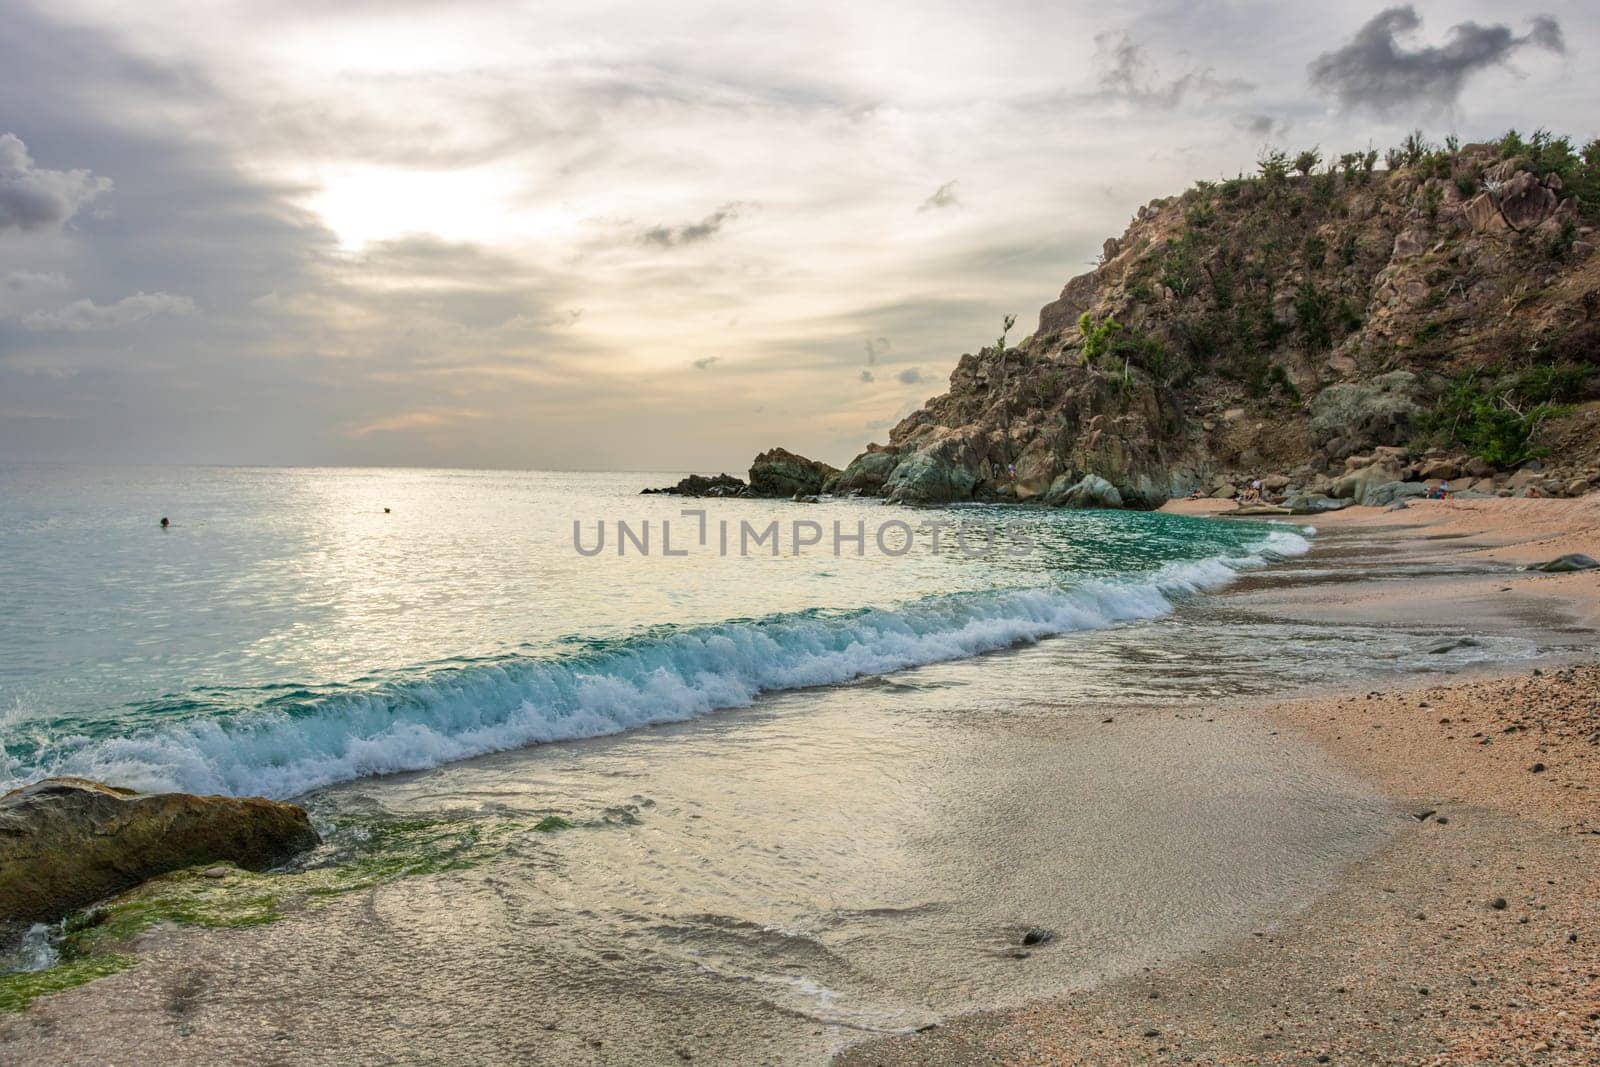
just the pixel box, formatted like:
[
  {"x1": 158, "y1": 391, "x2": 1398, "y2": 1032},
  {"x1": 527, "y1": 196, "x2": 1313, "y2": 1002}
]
[
  {"x1": 748, "y1": 448, "x2": 840, "y2": 497},
  {"x1": 0, "y1": 778, "x2": 320, "y2": 925}
]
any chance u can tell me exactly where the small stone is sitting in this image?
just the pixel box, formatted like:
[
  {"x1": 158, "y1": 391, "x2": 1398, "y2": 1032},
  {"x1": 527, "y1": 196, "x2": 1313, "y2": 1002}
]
[
  {"x1": 202, "y1": 866, "x2": 229, "y2": 879},
  {"x1": 1021, "y1": 928, "x2": 1053, "y2": 947},
  {"x1": 1531, "y1": 762, "x2": 1546, "y2": 773},
  {"x1": 1435, "y1": 816, "x2": 1449, "y2": 825},
  {"x1": 1142, "y1": 1028, "x2": 1160, "y2": 1038},
  {"x1": 1491, "y1": 897, "x2": 1508, "y2": 910}
]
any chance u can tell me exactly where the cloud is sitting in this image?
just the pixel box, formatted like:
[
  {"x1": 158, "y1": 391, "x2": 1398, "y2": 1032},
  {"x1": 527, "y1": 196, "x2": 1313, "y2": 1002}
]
[
  {"x1": 917, "y1": 180, "x2": 959, "y2": 212},
  {"x1": 858, "y1": 369, "x2": 874, "y2": 383},
  {"x1": 642, "y1": 203, "x2": 741, "y2": 247},
  {"x1": 0, "y1": 133, "x2": 112, "y2": 232},
  {"x1": 4, "y1": 270, "x2": 70, "y2": 292},
  {"x1": 1234, "y1": 114, "x2": 1291, "y2": 141},
  {"x1": 863, "y1": 336, "x2": 890, "y2": 365},
  {"x1": 1093, "y1": 31, "x2": 1252, "y2": 110},
  {"x1": 692, "y1": 355, "x2": 720, "y2": 369},
  {"x1": 347, "y1": 408, "x2": 488, "y2": 438},
  {"x1": 895, "y1": 367, "x2": 923, "y2": 385},
  {"x1": 18, "y1": 291, "x2": 197, "y2": 331},
  {"x1": 1308, "y1": 7, "x2": 1566, "y2": 116}
]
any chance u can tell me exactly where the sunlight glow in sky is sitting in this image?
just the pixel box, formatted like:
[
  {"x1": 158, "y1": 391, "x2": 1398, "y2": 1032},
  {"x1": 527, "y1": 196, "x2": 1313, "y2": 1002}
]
[{"x1": 1, "y1": 1, "x2": 1592, "y2": 469}]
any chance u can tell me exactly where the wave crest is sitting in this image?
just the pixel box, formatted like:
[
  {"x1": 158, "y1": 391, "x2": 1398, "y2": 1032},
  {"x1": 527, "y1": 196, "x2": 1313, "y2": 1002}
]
[{"x1": 2, "y1": 527, "x2": 1308, "y2": 799}]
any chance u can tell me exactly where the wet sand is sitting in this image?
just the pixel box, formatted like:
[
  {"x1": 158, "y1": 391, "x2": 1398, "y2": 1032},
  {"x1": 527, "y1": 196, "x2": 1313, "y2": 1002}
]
[
  {"x1": 3, "y1": 498, "x2": 1596, "y2": 1065},
  {"x1": 844, "y1": 497, "x2": 1600, "y2": 1066}
]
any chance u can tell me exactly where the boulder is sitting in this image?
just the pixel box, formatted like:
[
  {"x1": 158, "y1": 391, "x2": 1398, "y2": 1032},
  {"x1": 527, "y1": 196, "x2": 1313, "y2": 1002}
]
[
  {"x1": 1416, "y1": 456, "x2": 1463, "y2": 481},
  {"x1": 1210, "y1": 484, "x2": 1238, "y2": 499},
  {"x1": 1, "y1": 778, "x2": 320, "y2": 926},
  {"x1": 1498, "y1": 172, "x2": 1558, "y2": 232},
  {"x1": 1048, "y1": 474, "x2": 1123, "y2": 510},
  {"x1": 1531, "y1": 553, "x2": 1599, "y2": 573},
  {"x1": 1330, "y1": 458, "x2": 1406, "y2": 505},
  {"x1": 1463, "y1": 191, "x2": 1508, "y2": 233},
  {"x1": 1280, "y1": 493, "x2": 1350, "y2": 514},
  {"x1": 748, "y1": 448, "x2": 840, "y2": 498},
  {"x1": 882, "y1": 448, "x2": 978, "y2": 505},
  {"x1": 1362, "y1": 481, "x2": 1430, "y2": 508},
  {"x1": 831, "y1": 447, "x2": 900, "y2": 495}
]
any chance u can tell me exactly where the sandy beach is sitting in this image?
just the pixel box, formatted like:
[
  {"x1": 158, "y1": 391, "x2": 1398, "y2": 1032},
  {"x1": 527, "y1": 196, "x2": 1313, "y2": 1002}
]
[
  {"x1": 3, "y1": 496, "x2": 1596, "y2": 1065},
  {"x1": 844, "y1": 496, "x2": 1600, "y2": 1066}
]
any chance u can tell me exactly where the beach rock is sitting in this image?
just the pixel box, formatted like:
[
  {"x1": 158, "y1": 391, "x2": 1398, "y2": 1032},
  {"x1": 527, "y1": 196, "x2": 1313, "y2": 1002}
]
[
  {"x1": 1330, "y1": 461, "x2": 1406, "y2": 506},
  {"x1": 1426, "y1": 636, "x2": 1482, "y2": 655},
  {"x1": 1362, "y1": 480, "x2": 1429, "y2": 508},
  {"x1": 748, "y1": 448, "x2": 839, "y2": 498},
  {"x1": 0, "y1": 777, "x2": 320, "y2": 926},
  {"x1": 1281, "y1": 492, "x2": 1350, "y2": 514},
  {"x1": 1531, "y1": 553, "x2": 1599, "y2": 573},
  {"x1": 1050, "y1": 474, "x2": 1123, "y2": 510}
]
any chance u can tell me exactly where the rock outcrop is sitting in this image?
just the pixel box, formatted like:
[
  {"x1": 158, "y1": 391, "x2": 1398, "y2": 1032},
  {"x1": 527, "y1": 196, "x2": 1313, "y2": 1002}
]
[
  {"x1": 641, "y1": 473, "x2": 748, "y2": 496},
  {"x1": 748, "y1": 448, "x2": 839, "y2": 497},
  {"x1": 818, "y1": 132, "x2": 1600, "y2": 507},
  {"x1": 0, "y1": 778, "x2": 320, "y2": 926}
]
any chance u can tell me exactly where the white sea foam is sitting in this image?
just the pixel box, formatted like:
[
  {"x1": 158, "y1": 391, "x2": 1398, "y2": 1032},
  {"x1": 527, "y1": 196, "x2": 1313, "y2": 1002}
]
[{"x1": 4, "y1": 529, "x2": 1308, "y2": 800}]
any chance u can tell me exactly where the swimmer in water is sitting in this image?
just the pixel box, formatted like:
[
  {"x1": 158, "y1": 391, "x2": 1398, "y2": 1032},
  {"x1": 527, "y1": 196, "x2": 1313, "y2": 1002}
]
[{"x1": 160, "y1": 517, "x2": 170, "y2": 528}]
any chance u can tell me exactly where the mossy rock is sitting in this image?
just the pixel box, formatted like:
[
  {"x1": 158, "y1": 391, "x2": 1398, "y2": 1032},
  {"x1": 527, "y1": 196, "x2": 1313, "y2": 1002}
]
[{"x1": 0, "y1": 778, "x2": 320, "y2": 927}]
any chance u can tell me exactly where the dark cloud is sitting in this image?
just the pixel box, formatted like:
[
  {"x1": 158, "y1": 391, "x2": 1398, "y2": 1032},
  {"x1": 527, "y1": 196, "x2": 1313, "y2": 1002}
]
[
  {"x1": 863, "y1": 336, "x2": 889, "y2": 365},
  {"x1": 0, "y1": 133, "x2": 112, "y2": 231},
  {"x1": 895, "y1": 367, "x2": 923, "y2": 385},
  {"x1": 642, "y1": 203, "x2": 741, "y2": 247},
  {"x1": 1308, "y1": 7, "x2": 1565, "y2": 115},
  {"x1": 1093, "y1": 31, "x2": 1252, "y2": 110},
  {"x1": 1234, "y1": 113, "x2": 1291, "y2": 141},
  {"x1": 917, "y1": 180, "x2": 959, "y2": 212},
  {"x1": 858, "y1": 369, "x2": 874, "y2": 383},
  {"x1": 692, "y1": 355, "x2": 720, "y2": 369}
]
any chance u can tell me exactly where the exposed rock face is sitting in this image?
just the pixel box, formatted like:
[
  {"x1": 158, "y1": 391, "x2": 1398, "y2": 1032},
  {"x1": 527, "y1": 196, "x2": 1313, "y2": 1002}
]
[
  {"x1": 1308, "y1": 372, "x2": 1422, "y2": 461},
  {"x1": 0, "y1": 778, "x2": 320, "y2": 925},
  {"x1": 823, "y1": 137, "x2": 1599, "y2": 507},
  {"x1": 829, "y1": 446, "x2": 899, "y2": 495},
  {"x1": 748, "y1": 448, "x2": 839, "y2": 497}
]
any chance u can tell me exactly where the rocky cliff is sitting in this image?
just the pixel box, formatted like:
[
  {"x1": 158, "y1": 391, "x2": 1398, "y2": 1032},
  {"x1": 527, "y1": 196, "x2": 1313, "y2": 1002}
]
[{"x1": 828, "y1": 131, "x2": 1600, "y2": 507}]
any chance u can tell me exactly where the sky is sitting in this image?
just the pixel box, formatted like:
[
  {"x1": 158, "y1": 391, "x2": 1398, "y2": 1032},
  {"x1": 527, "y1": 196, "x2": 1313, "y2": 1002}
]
[{"x1": 1, "y1": 1, "x2": 1593, "y2": 471}]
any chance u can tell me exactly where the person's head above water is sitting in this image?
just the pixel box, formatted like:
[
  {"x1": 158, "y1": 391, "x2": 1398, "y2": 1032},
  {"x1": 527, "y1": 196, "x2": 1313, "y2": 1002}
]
[{"x1": 159, "y1": 517, "x2": 169, "y2": 527}]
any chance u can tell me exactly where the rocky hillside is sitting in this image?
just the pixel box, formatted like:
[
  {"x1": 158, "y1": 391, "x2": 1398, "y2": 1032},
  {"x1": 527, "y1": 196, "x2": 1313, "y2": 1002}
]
[{"x1": 823, "y1": 130, "x2": 1600, "y2": 507}]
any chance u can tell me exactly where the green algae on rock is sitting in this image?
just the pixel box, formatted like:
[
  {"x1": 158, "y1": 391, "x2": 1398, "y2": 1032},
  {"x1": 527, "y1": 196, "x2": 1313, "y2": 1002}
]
[{"x1": 0, "y1": 778, "x2": 321, "y2": 927}]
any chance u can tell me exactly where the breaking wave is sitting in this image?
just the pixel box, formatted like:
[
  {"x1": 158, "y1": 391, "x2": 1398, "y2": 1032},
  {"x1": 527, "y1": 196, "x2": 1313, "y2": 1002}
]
[{"x1": 1, "y1": 528, "x2": 1310, "y2": 799}]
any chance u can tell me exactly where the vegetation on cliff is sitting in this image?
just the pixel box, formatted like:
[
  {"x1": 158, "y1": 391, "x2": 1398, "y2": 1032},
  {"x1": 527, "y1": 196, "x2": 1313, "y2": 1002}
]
[{"x1": 830, "y1": 128, "x2": 1600, "y2": 506}]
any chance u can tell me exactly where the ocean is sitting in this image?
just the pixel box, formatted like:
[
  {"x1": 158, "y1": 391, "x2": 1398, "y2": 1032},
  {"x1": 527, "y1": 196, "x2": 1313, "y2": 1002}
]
[{"x1": 0, "y1": 464, "x2": 1308, "y2": 798}]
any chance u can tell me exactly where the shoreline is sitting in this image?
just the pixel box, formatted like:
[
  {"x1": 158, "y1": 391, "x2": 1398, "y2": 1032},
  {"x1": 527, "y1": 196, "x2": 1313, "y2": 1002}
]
[
  {"x1": 842, "y1": 496, "x2": 1600, "y2": 1066},
  {"x1": 1, "y1": 496, "x2": 1595, "y2": 1064}
]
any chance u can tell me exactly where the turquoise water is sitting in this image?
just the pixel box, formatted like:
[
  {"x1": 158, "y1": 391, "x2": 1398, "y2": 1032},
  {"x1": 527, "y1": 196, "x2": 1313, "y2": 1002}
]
[{"x1": 0, "y1": 465, "x2": 1307, "y2": 798}]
